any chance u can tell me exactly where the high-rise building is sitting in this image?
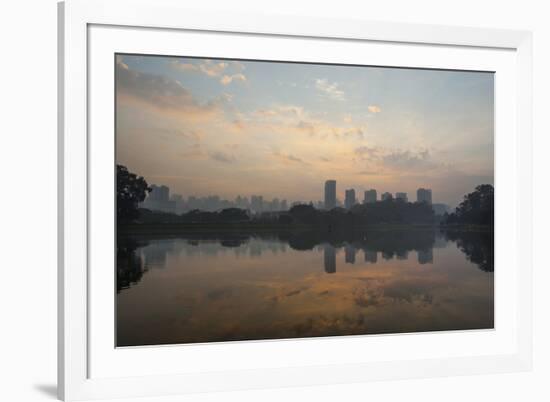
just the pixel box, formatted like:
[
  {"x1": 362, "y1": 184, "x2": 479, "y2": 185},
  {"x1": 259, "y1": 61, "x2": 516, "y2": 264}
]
[
  {"x1": 344, "y1": 189, "x2": 356, "y2": 209},
  {"x1": 324, "y1": 180, "x2": 336, "y2": 210},
  {"x1": 417, "y1": 188, "x2": 432, "y2": 204},
  {"x1": 396, "y1": 192, "x2": 408, "y2": 202},
  {"x1": 142, "y1": 184, "x2": 174, "y2": 212},
  {"x1": 149, "y1": 184, "x2": 170, "y2": 202},
  {"x1": 364, "y1": 189, "x2": 377, "y2": 203},
  {"x1": 250, "y1": 195, "x2": 263, "y2": 213},
  {"x1": 381, "y1": 192, "x2": 393, "y2": 201}
]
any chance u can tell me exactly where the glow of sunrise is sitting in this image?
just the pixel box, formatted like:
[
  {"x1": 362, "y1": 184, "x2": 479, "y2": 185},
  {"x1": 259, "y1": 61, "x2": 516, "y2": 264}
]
[{"x1": 115, "y1": 54, "x2": 494, "y2": 208}]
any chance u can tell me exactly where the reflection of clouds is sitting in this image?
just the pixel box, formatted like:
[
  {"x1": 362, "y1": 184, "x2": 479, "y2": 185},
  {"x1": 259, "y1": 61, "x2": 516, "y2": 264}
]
[{"x1": 118, "y1": 234, "x2": 493, "y2": 345}]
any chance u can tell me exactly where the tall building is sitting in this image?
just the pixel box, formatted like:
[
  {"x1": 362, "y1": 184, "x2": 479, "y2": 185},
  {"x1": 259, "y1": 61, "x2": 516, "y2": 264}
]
[
  {"x1": 381, "y1": 192, "x2": 393, "y2": 201},
  {"x1": 250, "y1": 195, "x2": 263, "y2": 213},
  {"x1": 324, "y1": 180, "x2": 336, "y2": 210},
  {"x1": 396, "y1": 192, "x2": 408, "y2": 202},
  {"x1": 344, "y1": 189, "x2": 356, "y2": 209},
  {"x1": 142, "y1": 184, "x2": 174, "y2": 212},
  {"x1": 417, "y1": 188, "x2": 432, "y2": 204},
  {"x1": 364, "y1": 189, "x2": 377, "y2": 203},
  {"x1": 149, "y1": 184, "x2": 169, "y2": 202}
]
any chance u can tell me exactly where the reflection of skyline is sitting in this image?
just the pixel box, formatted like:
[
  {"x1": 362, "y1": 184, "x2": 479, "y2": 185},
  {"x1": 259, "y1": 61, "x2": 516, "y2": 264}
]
[
  {"x1": 364, "y1": 250, "x2": 377, "y2": 263},
  {"x1": 345, "y1": 245, "x2": 356, "y2": 264},
  {"x1": 324, "y1": 245, "x2": 336, "y2": 274},
  {"x1": 117, "y1": 229, "x2": 492, "y2": 298},
  {"x1": 119, "y1": 233, "x2": 442, "y2": 290},
  {"x1": 418, "y1": 249, "x2": 434, "y2": 265}
]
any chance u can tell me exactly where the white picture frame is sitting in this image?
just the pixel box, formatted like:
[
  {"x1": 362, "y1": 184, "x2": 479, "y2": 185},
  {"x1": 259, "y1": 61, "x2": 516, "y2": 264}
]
[{"x1": 58, "y1": 0, "x2": 533, "y2": 400}]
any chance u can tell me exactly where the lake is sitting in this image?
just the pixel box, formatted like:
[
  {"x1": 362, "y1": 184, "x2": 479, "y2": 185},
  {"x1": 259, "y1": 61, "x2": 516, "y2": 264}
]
[{"x1": 116, "y1": 228, "x2": 494, "y2": 346}]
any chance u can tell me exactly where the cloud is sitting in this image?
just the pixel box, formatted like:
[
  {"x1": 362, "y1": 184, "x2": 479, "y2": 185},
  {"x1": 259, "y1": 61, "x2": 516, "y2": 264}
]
[
  {"x1": 171, "y1": 59, "x2": 248, "y2": 85},
  {"x1": 315, "y1": 78, "x2": 345, "y2": 100},
  {"x1": 272, "y1": 150, "x2": 308, "y2": 165},
  {"x1": 171, "y1": 59, "x2": 229, "y2": 76},
  {"x1": 368, "y1": 105, "x2": 382, "y2": 113},
  {"x1": 231, "y1": 61, "x2": 246, "y2": 72},
  {"x1": 116, "y1": 55, "x2": 129, "y2": 70},
  {"x1": 209, "y1": 151, "x2": 236, "y2": 164},
  {"x1": 200, "y1": 61, "x2": 229, "y2": 77},
  {"x1": 170, "y1": 62, "x2": 199, "y2": 72},
  {"x1": 382, "y1": 150, "x2": 434, "y2": 170},
  {"x1": 179, "y1": 143, "x2": 204, "y2": 159},
  {"x1": 116, "y1": 59, "x2": 222, "y2": 120},
  {"x1": 295, "y1": 120, "x2": 316, "y2": 136},
  {"x1": 220, "y1": 73, "x2": 247, "y2": 86},
  {"x1": 354, "y1": 146, "x2": 380, "y2": 159}
]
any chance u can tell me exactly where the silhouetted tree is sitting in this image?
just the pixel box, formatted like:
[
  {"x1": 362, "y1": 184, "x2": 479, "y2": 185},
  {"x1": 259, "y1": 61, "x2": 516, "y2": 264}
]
[
  {"x1": 218, "y1": 208, "x2": 250, "y2": 222},
  {"x1": 117, "y1": 165, "x2": 151, "y2": 224},
  {"x1": 289, "y1": 204, "x2": 320, "y2": 225},
  {"x1": 443, "y1": 184, "x2": 494, "y2": 225}
]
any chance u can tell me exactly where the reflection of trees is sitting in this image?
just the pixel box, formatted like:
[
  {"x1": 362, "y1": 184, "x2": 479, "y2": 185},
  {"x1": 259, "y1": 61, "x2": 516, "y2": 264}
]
[
  {"x1": 117, "y1": 237, "x2": 149, "y2": 293},
  {"x1": 117, "y1": 229, "x2": 439, "y2": 277},
  {"x1": 442, "y1": 230, "x2": 494, "y2": 272}
]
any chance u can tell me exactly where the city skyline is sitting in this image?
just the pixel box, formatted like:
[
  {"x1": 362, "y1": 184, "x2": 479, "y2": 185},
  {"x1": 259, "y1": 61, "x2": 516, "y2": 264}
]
[
  {"x1": 140, "y1": 178, "x2": 444, "y2": 214},
  {"x1": 116, "y1": 54, "x2": 494, "y2": 208}
]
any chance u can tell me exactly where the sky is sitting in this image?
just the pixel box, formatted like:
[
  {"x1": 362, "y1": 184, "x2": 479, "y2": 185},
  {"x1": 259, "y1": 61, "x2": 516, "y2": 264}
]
[{"x1": 115, "y1": 54, "x2": 494, "y2": 208}]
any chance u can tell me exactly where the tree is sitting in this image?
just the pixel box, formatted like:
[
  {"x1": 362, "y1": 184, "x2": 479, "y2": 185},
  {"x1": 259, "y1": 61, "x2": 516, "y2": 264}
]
[
  {"x1": 443, "y1": 184, "x2": 494, "y2": 225},
  {"x1": 117, "y1": 165, "x2": 150, "y2": 224}
]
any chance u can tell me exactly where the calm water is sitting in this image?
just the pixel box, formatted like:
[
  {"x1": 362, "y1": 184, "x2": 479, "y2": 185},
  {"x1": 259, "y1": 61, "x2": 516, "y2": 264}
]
[{"x1": 116, "y1": 229, "x2": 493, "y2": 346}]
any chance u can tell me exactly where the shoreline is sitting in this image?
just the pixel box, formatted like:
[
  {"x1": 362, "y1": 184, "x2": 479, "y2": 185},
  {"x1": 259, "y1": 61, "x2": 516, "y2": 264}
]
[{"x1": 118, "y1": 222, "x2": 493, "y2": 236}]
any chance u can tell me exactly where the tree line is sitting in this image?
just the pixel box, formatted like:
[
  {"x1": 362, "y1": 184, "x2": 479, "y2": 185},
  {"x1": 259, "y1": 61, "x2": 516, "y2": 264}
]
[{"x1": 116, "y1": 164, "x2": 494, "y2": 227}]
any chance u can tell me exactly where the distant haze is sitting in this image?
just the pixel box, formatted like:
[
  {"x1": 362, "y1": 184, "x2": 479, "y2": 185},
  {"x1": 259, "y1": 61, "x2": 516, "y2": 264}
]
[{"x1": 116, "y1": 54, "x2": 494, "y2": 208}]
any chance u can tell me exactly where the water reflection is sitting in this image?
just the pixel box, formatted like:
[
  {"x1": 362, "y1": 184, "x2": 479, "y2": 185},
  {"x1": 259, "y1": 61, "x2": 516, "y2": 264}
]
[
  {"x1": 324, "y1": 245, "x2": 336, "y2": 274},
  {"x1": 116, "y1": 228, "x2": 494, "y2": 346},
  {"x1": 442, "y1": 229, "x2": 494, "y2": 272}
]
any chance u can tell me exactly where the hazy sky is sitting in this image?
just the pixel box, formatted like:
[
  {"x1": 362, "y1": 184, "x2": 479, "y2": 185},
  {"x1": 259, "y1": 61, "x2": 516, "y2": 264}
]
[{"x1": 116, "y1": 54, "x2": 494, "y2": 208}]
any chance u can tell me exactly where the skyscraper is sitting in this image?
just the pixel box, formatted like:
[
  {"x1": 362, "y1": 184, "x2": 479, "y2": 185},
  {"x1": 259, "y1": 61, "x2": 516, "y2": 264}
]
[
  {"x1": 149, "y1": 184, "x2": 170, "y2": 202},
  {"x1": 344, "y1": 189, "x2": 356, "y2": 209},
  {"x1": 324, "y1": 180, "x2": 336, "y2": 210},
  {"x1": 250, "y1": 195, "x2": 263, "y2": 213},
  {"x1": 381, "y1": 192, "x2": 393, "y2": 201},
  {"x1": 396, "y1": 192, "x2": 408, "y2": 202},
  {"x1": 417, "y1": 188, "x2": 432, "y2": 204},
  {"x1": 364, "y1": 189, "x2": 377, "y2": 203}
]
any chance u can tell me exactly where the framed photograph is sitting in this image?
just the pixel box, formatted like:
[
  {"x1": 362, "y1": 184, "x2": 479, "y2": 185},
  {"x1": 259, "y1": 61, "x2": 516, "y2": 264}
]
[{"x1": 58, "y1": 0, "x2": 533, "y2": 400}]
